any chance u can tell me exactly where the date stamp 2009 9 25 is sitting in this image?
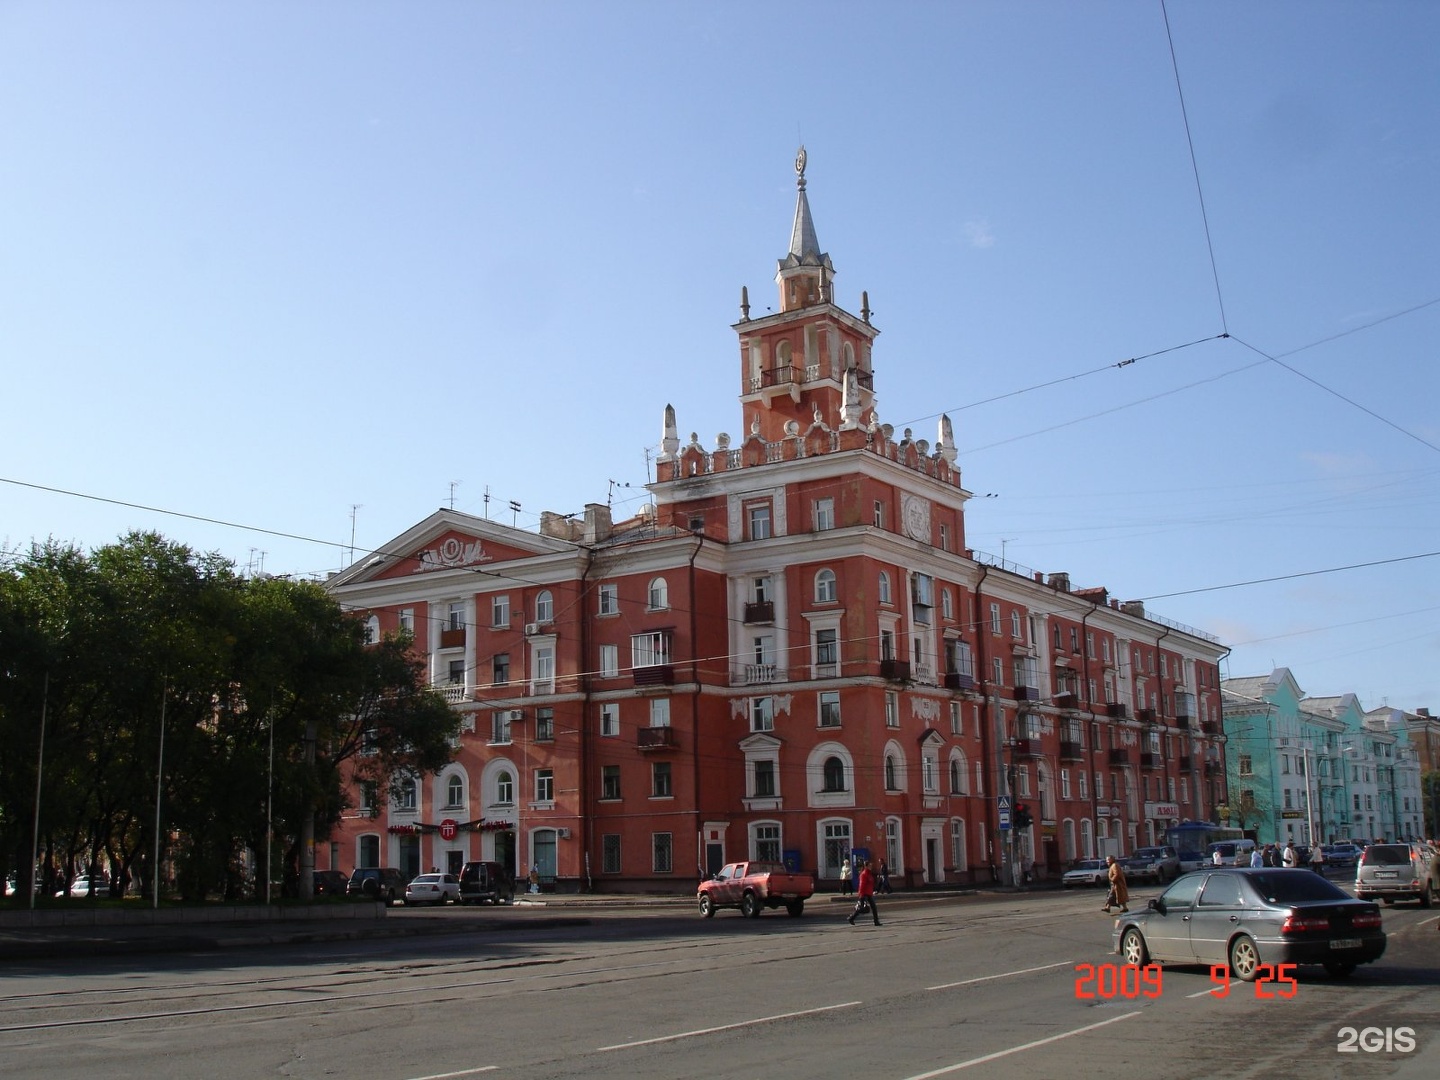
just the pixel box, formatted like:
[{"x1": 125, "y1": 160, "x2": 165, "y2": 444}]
[{"x1": 1073, "y1": 963, "x2": 1300, "y2": 1002}]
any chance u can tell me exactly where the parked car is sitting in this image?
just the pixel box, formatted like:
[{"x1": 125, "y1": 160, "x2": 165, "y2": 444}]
[
  {"x1": 458, "y1": 861, "x2": 515, "y2": 905},
  {"x1": 696, "y1": 860, "x2": 815, "y2": 918},
  {"x1": 1354, "y1": 842, "x2": 1435, "y2": 907},
  {"x1": 66, "y1": 872, "x2": 111, "y2": 897},
  {"x1": 1114, "y1": 867, "x2": 1386, "y2": 979},
  {"x1": 312, "y1": 869, "x2": 350, "y2": 896},
  {"x1": 1322, "y1": 843, "x2": 1361, "y2": 870},
  {"x1": 1062, "y1": 859, "x2": 1108, "y2": 888},
  {"x1": 346, "y1": 867, "x2": 407, "y2": 905},
  {"x1": 1125, "y1": 846, "x2": 1181, "y2": 884},
  {"x1": 405, "y1": 872, "x2": 461, "y2": 905}
]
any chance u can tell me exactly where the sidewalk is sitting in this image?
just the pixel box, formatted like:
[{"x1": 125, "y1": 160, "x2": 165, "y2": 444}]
[{"x1": 0, "y1": 883, "x2": 1038, "y2": 962}]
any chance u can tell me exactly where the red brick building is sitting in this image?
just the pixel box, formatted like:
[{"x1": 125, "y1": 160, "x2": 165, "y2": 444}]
[{"x1": 323, "y1": 152, "x2": 1229, "y2": 892}]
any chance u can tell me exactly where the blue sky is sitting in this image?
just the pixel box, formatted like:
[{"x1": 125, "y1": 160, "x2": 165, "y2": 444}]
[{"x1": 3, "y1": 2, "x2": 1437, "y2": 710}]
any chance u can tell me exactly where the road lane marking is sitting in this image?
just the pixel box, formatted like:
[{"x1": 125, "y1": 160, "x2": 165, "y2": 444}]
[
  {"x1": 407, "y1": 1069, "x2": 499, "y2": 1079},
  {"x1": 899, "y1": 1011, "x2": 1143, "y2": 1078},
  {"x1": 594, "y1": 1001, "x2": 861, "y2": 1051},
  {"x1": 926, "y1": 960, "x2": 1073, "y2": 991}
]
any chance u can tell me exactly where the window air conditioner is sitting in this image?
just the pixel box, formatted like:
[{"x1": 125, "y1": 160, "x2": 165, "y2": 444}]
[
  {"x1": 507, "y1": 710, "x2": 524, "y2": 722},
  {"x1": 524, "y1": 623, "x2": 541, "y2": 637},
  {"x1": 556, "y1": 827, "x2": 571, "y2": 839}
]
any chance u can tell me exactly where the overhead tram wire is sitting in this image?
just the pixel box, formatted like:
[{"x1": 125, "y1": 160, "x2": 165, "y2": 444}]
[
  {"x1": 1138, "y1": 550, "x2": 1440, "y2": 602},
  {"x1": 1162, "y1": 0, "x2": 1229, "y2": 335}
]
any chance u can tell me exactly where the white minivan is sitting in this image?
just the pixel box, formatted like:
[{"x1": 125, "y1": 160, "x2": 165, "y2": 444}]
[{"x1": 1205, "y1": 839, "x2": 1257, "y2": 867}]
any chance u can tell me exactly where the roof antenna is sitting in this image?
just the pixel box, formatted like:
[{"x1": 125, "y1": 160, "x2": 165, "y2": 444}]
[
  {"x1": 349, "y1": 504, "x2": 362, "y2": 565},
  {"x1": 448, "y1": 480, "x2": 460, "y2": 510}
]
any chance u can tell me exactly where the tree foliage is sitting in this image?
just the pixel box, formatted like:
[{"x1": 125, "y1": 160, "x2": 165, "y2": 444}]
[{"x1": 0, "y1": 532, "x2": 457, "y2": 902}]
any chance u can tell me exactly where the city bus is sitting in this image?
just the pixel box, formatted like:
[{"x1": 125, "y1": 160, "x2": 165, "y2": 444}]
[{"x1": 1165, "y1": 822, "x2": 1247, "y2": 872}]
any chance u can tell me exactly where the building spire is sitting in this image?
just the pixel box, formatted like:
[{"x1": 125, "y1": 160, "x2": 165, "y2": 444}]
[{"x1": 776, "y1": 146, "x2": 834, "y2": 311}]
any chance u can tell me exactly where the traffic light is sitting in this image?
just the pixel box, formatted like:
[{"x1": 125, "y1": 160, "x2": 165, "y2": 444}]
[{"x1": 1013, "y1": 802, "x2": 1033, "y2": 829}]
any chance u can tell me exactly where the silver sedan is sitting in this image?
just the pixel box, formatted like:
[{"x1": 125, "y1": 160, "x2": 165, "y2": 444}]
[
  {"x1": 405, "y1": 873, "x2": 461, "y2": 905},
  {"x1": 1112, "y1": 867, "x2": 1385, "y2": 980}
]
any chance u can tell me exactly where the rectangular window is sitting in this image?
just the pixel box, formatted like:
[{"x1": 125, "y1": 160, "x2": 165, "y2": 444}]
[
  {"x1": 491, "y1": 595, "x2": 509, "y2": 628},
  {"x1": 448, "y1": 659, "x2": 465, "y2": 685},
  {"x1": 1060, "y1": 769, "x2": 1072, "y2": 799},
  {"x1": 1010, "y1": 610, "x2": 1022, "y2": 639},
  {"x1": 535, "y1": 769, "x2": 554, "y2": 804},
  {"x1": 816, "y1": 628, "x2": 838, "y2": 673},
  {"x1": 652, "y1": 833, "x2": 673, "y2": 873},
  {"x1": 1238, "y1": 754, "x2": 1252, "y2": 776},
  {"x1": 754, "y1": 759, "x2": 776, "y2": 798},
  {"x1": 652, "y1": 762, "x2": 672, "y2": 798},
  {"x1": 1079, "y1": 771, "x2": 1088, "y2": 799},
  {"x1": 534, "y1": 707, "x2": 554, "y2": 742},
  {"x1": 601, "y1": 765, "x2": 621, "y2": 800},
  {"x1": 650, "y1": 697, "x2": 671, "y2": 728},
  {"x1": 447, "y1": 602, "x2": 465, "y2": 632},
  {"x1": 938, "y1": 523, "x2": 949, "y2": 551},
  {"x1": 491, "y1": 711, "x2": 513, "y2": 745},
  {"x1": 751, "y1": 696, "x2": 774, "y2": 732},
  {"x1": 990, "y1": 603, "x2": 1002, "y2": 634},
  {"x1": 880, "y1": 628, "x2": 896, "y2": 661},
  {"x1": 631, "y1": 631, "x2": 672, "y2": 668},
  {"x1": 819, "y1": 690, "x2": 841, "y2": 727},
  {"x1": 992, "y1": 657, "x2": 1003, "y2": 685},
  {"x1": 395, "y1": 780, "x2": 416, "y2": 811},
  {"x1": 873, "y1": 500, "x2": 884, "y2": 528},
  {"x1": 602, "y1": 834, "x2": 621, "y2": 873},
  {"x1": 885, "y1": 691, "x2": 899, "y2": 728},
  {"x1": 1095, "y1": 772, "x2": 1104, "y2": 800},
  {"x1": 599, "y1": 644, "x2": 619, "y2": 678},
  {"x1": 748, "y1": 503, "x2": 772, "y2": 540},
  {"x1": 814, "y1": 497, "x2": 834, "y2": 531},
  {"x1": 492, "y1": 653, "x2": 510, "y2": 685},
  {"x1": 598, "y1": 583, "x2": 619, "y2": 616},
  {"x1": 754, "y1": 824, "x2": 781, "y2": 863},
  {"x1": 398, "y1": 608, "x2": 414, "y2": 634},
  {"x1": 532, "y1": 645, "x2": 555, "y2": 694},
  {"x1": 600, "y1": 702, "x2": 619, "y2": 737},
  {"x1": 950, "y1": 702, "x2": 962, "y2": 736}
]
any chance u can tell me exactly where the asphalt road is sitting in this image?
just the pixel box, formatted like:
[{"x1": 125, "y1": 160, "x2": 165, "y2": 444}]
[{"x1": 1, "y1": 887, "x2": 1436, "y2": 1080}]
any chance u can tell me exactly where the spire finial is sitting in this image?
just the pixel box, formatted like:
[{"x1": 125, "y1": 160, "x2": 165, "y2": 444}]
[{"x1": 795, "y1": 145, "x2": 807, "y2": 190}]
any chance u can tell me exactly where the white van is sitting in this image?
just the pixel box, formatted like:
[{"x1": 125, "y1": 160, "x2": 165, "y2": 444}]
[{"x1": 1205, "y1": 839, "x2": 1256, "y2": 867}]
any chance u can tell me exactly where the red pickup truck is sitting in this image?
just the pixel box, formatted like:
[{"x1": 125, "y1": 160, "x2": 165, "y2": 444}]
[{"x1": 697, "y1": 861, "x2": 815, "y2": 918}]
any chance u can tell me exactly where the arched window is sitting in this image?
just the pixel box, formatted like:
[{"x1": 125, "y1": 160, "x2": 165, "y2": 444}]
[
  {"x1": 496, "y1": 771, "x2": 514, "y2": 805},
  {"x1": 878, "y1": 571, "x2": 891, "y2": 604},
  {"x1": 815, "y1": 569, "x2": 837, "y2": 603},
  {"x1": 949, "y1": 749, "x2": 970, "y2": 795},
  {"x1": 885, "y1": 755, "x2": 898, "y2": 790},
  {"x1": 822, "y1": 756, "x2": 846, "y2": 792},
  {"x1": 446, "y1": 774, "x2": 464, "y2": 808},
  {"x1": 647, "y1": 577, "x2": 669, "y2": 610},
  {"x1": 535, "y1": 590, "x2": 553, "y2": 624},
  {"x1": 363, "y1": 615, "x2": 380, "y2": 645}
]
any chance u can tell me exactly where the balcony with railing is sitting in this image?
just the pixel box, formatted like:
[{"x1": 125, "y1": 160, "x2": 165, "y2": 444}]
[
  {"x1": 1139, "y1": 752, "x2": 1162, "y2": 770},
  {"x1": 912, "y1": 663, "x2": 935, "y2": 685},
  {"x1": 1054, "y1": 692, "x2": 1079, "y2": 710},
  {"x1": 945, "y1": 670, "x2": 976, "y2": 691},
  {"x1": 879, "y1": 659, "x2": 911, "y2": 682},
  {"x1": 1200, "y1": 719, "x2": 1220, "y2": 735},
  {"x1": 1107, "y1": 702, "x2": 1128, "y2": 720},
  {"x1": 1108, "y1": 748, "x2": 1132, "y2": 767},
  {"x1": 637, "y1": 726, "x2": 679, "y2": 751},
  {"x1": 741, "y1": 663, "x2": 780, "y2": 685},
  {"x1": 439, "y1": 627, "x2": 465, "y2": 649},
  {"x1": 1060, "y1": 740, "x2": 1084, "y2": 761},
  {"x1": 633, "y1": 664, "x2": 675, "y2": 688},
  {"x1": 1014, "y1": 738, "x2": 1043, "y2": 757},
  {"x1": 1203, "y1": 760, "x2": 1223, "y2": 776},
  {"x1": 1013, "y1": 684, "x2": 1041, "y2": 702},
  {"x1": 438, "y1": 683, "x2": 469, "y2": 704},
  {"x1": 743, "y1": 600, "x2": 775, "y2": 624}
]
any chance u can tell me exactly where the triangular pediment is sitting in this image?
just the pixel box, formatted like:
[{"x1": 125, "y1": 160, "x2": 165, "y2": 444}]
[
  {"x1": 327, "y1": 509, "x2": 577, "y2": 587},
  {"x1": 739, "y1": 732, "x2": 783, "y2": 753}
]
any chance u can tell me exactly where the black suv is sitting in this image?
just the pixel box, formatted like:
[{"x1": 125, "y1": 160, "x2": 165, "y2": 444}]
[
  {"x1": 346, "y1": 867, "x2": 407, "y2": 905},
  {"x1": 459, "y1": 861, "x2": 515, "y2": 905}
]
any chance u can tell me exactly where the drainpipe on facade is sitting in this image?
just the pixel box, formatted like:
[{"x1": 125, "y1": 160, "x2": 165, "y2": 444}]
[
  {"x1": 687, "y1": 534, "x2": 703, "y2": 884},
  {"x1": 1080, "y1": 604, "x2": 1097, "y2": 862},
  {"x1": 578, "y1": 546, "x2": 597, "y2": 891},
  {"x1": 973, "y1": 561, "x2": 1005, "y2": 884}
]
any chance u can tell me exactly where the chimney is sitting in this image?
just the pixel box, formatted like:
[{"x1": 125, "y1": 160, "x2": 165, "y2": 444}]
[
  {"x1": 583, "y1": 503, "x2": 613, "y2": 544},
  {"x1": 1120, "y1": 600, "x2": 1146, "y2": 619},
  {"x1": 1049, "y1": 572, "x2": 1071, "y2": 592}
]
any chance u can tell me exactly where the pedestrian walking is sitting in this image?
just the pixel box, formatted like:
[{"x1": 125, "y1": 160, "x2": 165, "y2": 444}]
[
  {"x1": 1249, "y1": 846, "x2": 1263, "y2": 868},
  {"x1": 839, "y1": 857, "x2": 853, "y2": 895},
  {"x1": 1101, "y1": 855, "x2": 1129, "y2": 914},
  {"x1": 1309, "y1": 844, "x2": 1325, "y2": 875},
  {"x1": 1282, "y1": 842, "x2": 1297, "y2": 868},
  {"x1": 877, "y1": 859, "x2": 892, "y2": 894},
  {"x1": 847, "y1": 859, "x2": 881, "y2": 926}
]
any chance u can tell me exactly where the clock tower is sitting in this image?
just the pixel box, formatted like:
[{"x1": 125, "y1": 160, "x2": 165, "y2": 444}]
[{"x1": 733, "y1": 149, "x2": 879, "y2": 444}]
